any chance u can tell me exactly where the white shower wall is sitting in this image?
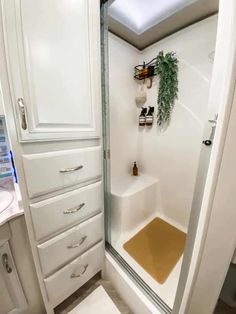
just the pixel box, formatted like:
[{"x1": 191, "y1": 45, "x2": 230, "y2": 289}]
[
  {"x1": 109, "y1": 34, "x2": 139, "y2": 178},
  {"x1": 109, "y1": 15, "x2": 218, "y2": 230}
]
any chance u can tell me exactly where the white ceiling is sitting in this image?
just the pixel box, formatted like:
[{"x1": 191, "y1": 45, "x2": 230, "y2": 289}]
[
  {"x1": 109, "y1": 0, "x2": 198, "y2": 35},
  {"x1": 108, "y1": 0, "x2": 219, "y2": 50}
]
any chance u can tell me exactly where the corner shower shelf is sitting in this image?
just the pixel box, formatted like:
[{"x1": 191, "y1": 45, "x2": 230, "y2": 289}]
[
  {"x1": 134, "y1": 57, "x2": 158, "y2": 81},
  {"x1": 134, "y1": 57, "x2": 159, "y2": 88}
]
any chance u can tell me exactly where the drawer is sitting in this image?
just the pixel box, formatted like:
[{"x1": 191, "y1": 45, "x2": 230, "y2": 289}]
[
  {"x1": 30, "y1": 181, "x2": 103, "y2": 241},
  {"x1": 22, "y1": 146, "x2": 102, "y2": 198},
  {"x1": 44, "y1": 242, "x2": 104, "y2": 307},
  {"x1": 38, "y1": 213, "x2": 103, "y2": 277}
]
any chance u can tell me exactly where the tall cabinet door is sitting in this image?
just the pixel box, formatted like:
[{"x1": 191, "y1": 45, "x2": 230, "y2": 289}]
[{"x1": 2, "y1": 0, "x2": 101, "y2": 141}]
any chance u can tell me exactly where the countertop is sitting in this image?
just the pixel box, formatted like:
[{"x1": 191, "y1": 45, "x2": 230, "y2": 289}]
[{"x1": 0, "y1": 184, "x2": 24, "y2": 227}]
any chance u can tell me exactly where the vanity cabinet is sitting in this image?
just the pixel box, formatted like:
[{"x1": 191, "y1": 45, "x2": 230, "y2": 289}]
[
  {"x1": 0, "y1": 241, "x2": 27, "y2": 314},
  {"x1": 2, "y1": 0, "x2": 101, "y2": 141}
]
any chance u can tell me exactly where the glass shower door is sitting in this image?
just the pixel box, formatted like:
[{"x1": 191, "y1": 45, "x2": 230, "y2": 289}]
[{"x1": 100, "y1": 2, "x2": 219, "y2": 313}]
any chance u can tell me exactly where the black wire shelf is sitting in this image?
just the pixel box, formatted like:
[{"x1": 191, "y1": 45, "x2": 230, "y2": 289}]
[{"x1": 134, "y1": 57, "x2": 158, "y2": 81}]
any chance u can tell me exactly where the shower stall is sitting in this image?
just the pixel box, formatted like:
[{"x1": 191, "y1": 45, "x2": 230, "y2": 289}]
[{"x1": 102, "y1": 2, "x2": 219, "y2": 312}]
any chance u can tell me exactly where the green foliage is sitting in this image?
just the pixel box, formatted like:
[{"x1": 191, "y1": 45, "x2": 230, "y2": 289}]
[{"x1": 156, "y1": 51, "x2": 179, "y2": 128}]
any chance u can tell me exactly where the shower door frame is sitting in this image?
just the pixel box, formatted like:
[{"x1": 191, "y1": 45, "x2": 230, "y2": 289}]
[{"x1": 101, "y1": 0, "x2": 236, "y2": 313}]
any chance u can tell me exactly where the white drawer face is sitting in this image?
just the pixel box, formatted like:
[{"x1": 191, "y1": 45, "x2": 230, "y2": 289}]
[
  {"x1": 44, "y1": 242, "x2": 104, "y2": 307},
  {"x1": 30, "y1": 181, "x2": 103, "y2": 241},
  {"x1": 22, "y1": 146, "x2": 102, "y2": 198},
  {"x1": 38, "y1": 213, "x2": 103, "y2": 277}
]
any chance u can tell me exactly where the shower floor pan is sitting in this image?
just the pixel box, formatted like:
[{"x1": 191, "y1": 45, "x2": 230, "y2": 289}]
[{"x1": 110, "y1": 174, "x2": 185, "y2": 309}]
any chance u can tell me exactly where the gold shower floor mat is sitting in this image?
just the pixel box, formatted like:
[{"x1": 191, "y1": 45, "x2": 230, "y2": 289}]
[{"x1": 123, "y1": 218, "x2": 186, "y2": 284}]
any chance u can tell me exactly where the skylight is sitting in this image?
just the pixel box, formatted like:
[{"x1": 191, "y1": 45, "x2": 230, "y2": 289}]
[{"x1": 109, "y1": 0, "x2": 198, "y2": 35}]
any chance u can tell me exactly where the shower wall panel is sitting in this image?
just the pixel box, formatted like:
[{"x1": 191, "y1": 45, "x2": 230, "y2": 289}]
[{"x1": 109, "y1": 15, "x2": 218, "y2": 230}]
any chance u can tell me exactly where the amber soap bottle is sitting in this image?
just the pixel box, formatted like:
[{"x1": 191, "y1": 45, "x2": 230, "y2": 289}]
[{"x1": 133, "y1": 162, "x2": 138, "y2": 176}]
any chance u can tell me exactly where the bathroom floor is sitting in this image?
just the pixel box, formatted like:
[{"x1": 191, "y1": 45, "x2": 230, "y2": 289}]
[
  {"x1": 54, "y1": 273, "x2": 235, "y2": 314},
  {"x1": 55, "y1": 274, "x2": 133, "y2": 314},
  {"x1": 214, "y1": 299, "x2": 236, "y2": 314}
]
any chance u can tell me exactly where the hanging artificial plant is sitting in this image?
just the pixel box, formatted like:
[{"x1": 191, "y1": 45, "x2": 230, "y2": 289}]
[{"x1": 156, "y1": 51, "x2": 179, "y2": 128}]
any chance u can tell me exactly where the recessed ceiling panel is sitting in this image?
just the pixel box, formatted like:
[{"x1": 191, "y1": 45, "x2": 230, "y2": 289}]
[{"x1": 109, "y1": 0, "x2": 198, "y2": 35}]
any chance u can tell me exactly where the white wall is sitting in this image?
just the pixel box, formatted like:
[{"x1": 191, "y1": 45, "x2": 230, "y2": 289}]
[
  {"x1": 109, "y1": 16, "x2": 218, "y2": 229},
  {"x1": 109, "y1": 34, "x2": 139, "y2": 179},
  {"x1": 138, "y1": 16, "x2": 217, "y2": 229}
]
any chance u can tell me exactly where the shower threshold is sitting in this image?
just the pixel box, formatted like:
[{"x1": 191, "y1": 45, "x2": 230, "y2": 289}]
[{"x1": 106, "y1": 243, "x2": 172, "y2": 314}]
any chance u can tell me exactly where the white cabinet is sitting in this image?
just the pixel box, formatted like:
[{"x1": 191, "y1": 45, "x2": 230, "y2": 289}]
[
  {"x1": 0, "y1": 0, "x2": 104, "y2": 313},
  {"x1": 22, "y1": 146, "x2": 102, "y2": 198},
  {"x1": 30, "y1": 181, "x2": 103, "y2": 241},
  {"x1": 0, "y1": 242, "x2": 27, "y2": 314},
  {"x1": 37, "y1": 213, "x2": 104, "y2": 277},
  {"x1": 44, "y1": 242, "x2": 104, "y2": 307},
  {"x1": 2, "y1": 0, "x2": 101, "y2": 141}
]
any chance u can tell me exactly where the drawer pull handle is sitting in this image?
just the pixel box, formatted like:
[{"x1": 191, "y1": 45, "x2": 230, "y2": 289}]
[
  {"x1": 59, "y1": 165, "x2": 83, "y2": 173},
  {"x1": 67, "y1": 236, "x2": 87, "y2": 249},
  {"x1": 2, "y1": 253, "x2": 12, "y2": 274},
  {"x1": 63, "y1": 203, "x2": 85, "y2": 214},
  {"x1": 70, "y1": 264, "x2": 88, "y2": 278}
]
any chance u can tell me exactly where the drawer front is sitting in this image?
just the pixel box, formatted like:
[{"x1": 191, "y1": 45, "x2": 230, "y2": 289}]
[
  {"x1": 22, "y1": 146, "x2": 102, "y2": 198},
  {"x1": 44, "y1": 242, "x2": 104, "y2": 307},
  {"x1": 30, "y1": 181, "x2": 103, "y2": 241},
  {"x1": 38, "y1": 213, "x2": 103, "y2": 277}
]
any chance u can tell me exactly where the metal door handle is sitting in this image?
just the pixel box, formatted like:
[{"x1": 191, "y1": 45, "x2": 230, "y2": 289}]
[
  {"x1": 203, "y1": 113, "x2": 218, "y2": 146},
  {"x1": 17, "y1": 98, "x2": 27, "y2": 130},
  {"x1": 208, "y1": 114, "x2": 218, "y2": 125},
  {"x1": 70, "y1": 264, "x2": 88, "y2": 278},
  {"x1": 63, "y1": 202, "x2": 85, "y2": 214},
  {"x1": 208, "y1": 113, "x2": 218, "y2": 141},
  {"x1": 67, "y1": 236, "x2": 87, "y2": 249},
  {"x1": 2, "y1": 253, "x2": 12, "y2": 274},
  {"x1": 202, "y1": 139, "x2": 212, "y2": 146},
  {"x1": 59, "y1": 165, "x2": 83, "y2": 173}
]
